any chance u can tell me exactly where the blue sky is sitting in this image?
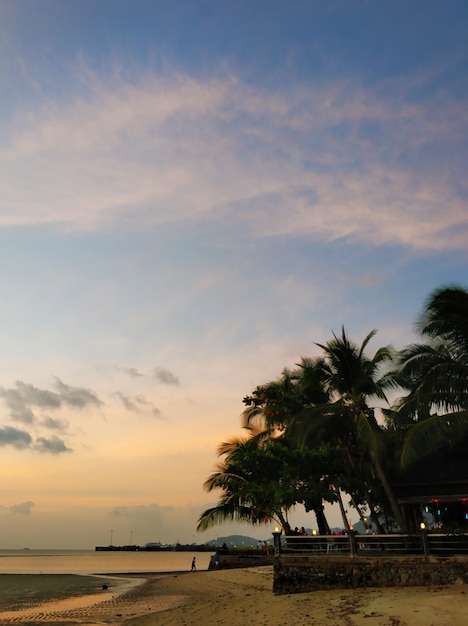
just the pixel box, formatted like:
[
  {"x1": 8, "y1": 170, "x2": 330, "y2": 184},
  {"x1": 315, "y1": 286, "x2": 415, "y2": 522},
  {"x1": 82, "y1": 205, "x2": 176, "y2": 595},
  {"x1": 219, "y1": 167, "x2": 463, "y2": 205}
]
[{"x1": 0, "y1": 0, "x2": 466, "y2": 548}]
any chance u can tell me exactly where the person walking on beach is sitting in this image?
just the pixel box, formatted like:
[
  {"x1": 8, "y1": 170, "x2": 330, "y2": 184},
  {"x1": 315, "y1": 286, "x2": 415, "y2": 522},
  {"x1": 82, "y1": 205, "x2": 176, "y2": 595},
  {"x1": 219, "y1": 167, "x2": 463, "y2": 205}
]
[{"x1": 191, "y1": 556, "x2": 196, "y2": 572}]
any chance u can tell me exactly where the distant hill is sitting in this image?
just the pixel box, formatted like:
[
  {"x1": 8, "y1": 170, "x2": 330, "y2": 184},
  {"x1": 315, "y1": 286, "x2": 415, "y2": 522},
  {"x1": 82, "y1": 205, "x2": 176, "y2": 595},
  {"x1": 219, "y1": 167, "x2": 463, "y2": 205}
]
[
  {"x1": 206, "y1": 534, "x2": 263, "y2": 547},
  {"x1": 205, "y1": 528, "x2": 349, "y2": 546}
]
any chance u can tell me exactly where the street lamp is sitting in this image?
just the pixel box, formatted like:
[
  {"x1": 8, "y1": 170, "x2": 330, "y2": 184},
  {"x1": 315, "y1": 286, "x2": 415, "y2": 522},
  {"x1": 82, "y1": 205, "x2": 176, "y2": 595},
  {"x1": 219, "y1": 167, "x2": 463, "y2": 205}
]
[
  {"x1": 419, "y1": 522, "x2": 430, "y2": 556},
  {"x1": 272, "y1": 526, "x2": 282, "y2": 556}
]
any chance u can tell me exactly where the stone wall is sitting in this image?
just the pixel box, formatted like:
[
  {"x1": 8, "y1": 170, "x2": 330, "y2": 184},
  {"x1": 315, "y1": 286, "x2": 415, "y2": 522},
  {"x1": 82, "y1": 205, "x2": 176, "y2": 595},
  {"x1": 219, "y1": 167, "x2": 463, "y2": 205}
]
[
  {"x1": 208, "y1": 553, "x2": 274, "y2": 570},
  {"x1": 274, "y1": 555, "x2": 468, "y2": 595}
]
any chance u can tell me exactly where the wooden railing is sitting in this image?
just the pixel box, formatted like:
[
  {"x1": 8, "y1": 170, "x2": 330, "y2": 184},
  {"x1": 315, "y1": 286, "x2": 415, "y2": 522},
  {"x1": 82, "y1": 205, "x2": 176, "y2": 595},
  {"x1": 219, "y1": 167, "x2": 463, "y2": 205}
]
[{"x1": 272, "y1": 532, "x2": 468, "y2": 558}]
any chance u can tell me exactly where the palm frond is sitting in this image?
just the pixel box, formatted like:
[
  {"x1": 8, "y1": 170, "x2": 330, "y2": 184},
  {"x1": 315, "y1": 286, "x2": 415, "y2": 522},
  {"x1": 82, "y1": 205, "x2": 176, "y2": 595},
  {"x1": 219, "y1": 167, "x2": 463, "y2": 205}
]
[
  {"x1": 400, "y1": 409, "x2": 468, "y2": 468},
  {"x1": 196, "y1": 502, "x2": 254, "y2": 532},
  {"x1": 358, "y1": 329, "x2": 379, "y2": 359},
  {"x1": 355, "y1": 410, "x2": 385, "y2": 461}
]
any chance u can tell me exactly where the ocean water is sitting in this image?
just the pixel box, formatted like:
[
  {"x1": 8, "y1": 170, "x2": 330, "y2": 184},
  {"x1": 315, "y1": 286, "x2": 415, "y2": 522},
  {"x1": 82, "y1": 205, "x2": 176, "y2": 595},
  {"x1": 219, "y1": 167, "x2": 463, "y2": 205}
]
[{"x1": 0, "y1": 549, "x2": 213, "y2": 574}]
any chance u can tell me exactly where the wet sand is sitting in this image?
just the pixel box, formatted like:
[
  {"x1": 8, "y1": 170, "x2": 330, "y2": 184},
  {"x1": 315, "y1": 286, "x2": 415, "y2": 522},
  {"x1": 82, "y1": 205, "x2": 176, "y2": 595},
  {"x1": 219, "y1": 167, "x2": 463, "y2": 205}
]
[
  {"x1": 0, "y1": 573, "x2": 161, "y2": 624},
  {"x1": 0, "y1": 567, "x2": 467, "y2": 625}
]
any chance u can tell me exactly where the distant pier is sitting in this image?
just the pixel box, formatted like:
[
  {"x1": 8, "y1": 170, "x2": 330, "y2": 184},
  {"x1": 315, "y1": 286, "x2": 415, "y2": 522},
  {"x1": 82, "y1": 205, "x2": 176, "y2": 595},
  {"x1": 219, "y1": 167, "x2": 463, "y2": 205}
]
[
  {"x1": 95, "y1": 544, "x2": 172, "y2": 552},
  {"x1": 95, "y1": 542, "x2": 215, "y2": 552}
]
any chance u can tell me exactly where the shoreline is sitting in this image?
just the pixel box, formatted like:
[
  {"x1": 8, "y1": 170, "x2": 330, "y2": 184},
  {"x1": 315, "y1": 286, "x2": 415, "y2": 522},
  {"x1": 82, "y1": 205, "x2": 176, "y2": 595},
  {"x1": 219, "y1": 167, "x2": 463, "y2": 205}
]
[
  {"x1": 0, "y1": 567, "x2": 467, "y2": 625},
  {"x1": 0, "y1": 572, "x2": 161, "y2": 624}
]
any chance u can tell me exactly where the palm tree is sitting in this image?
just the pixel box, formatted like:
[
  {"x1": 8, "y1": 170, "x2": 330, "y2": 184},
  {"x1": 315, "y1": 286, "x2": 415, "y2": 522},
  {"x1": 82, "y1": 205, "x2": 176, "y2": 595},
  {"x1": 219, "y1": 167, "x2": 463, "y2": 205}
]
[
  {"x1": 197, "y1": 428, "x2": 297, "y2": 534},
  {"x1": 393, "y1": 285, "x2": 468, "y2": 467},
  {"x1": 299, "y1": 328, "x2": 406, "y2": 531},
  {"x1": 242, "y1": 368, "x2": 304, "y2": 435},
  {"x1": 242, "y1": 368, "x2": 337, "y2": 534}
]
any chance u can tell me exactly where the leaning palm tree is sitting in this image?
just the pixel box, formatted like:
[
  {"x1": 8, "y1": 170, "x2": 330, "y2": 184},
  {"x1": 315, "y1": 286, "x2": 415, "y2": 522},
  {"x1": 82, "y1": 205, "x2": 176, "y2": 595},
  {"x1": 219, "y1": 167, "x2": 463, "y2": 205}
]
[
  {"x1": 393, "y1": 285, "x2": 468, "y2": 467},
  {"x1": 197, "y1": 429, "x2": 294, "y2": 534}
]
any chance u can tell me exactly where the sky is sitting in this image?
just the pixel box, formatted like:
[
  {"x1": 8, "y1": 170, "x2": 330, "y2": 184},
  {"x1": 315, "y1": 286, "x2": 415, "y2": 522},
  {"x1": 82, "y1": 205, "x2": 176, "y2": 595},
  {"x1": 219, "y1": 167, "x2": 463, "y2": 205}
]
[{"x1": 0, "y1": 0, "x2": 466, "y2": 549}]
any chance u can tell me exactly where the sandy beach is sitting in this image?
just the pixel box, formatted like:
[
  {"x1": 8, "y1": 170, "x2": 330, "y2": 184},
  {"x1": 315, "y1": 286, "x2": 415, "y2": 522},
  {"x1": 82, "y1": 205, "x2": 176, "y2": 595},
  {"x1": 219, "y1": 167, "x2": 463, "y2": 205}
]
[{"x1": 0, "y1": 567, "x2": 467, "y2": 626}]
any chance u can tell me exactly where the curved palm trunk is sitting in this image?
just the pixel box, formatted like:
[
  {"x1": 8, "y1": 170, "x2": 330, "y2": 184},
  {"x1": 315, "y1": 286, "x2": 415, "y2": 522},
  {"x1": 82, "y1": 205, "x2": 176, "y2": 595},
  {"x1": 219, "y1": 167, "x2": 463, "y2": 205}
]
[
  {"x1": 313, "y1": 503, "x2": 331, "y2": 535},
  {"x1": 373, "y1": 456, "x2": 407, "y2": 532},
  {"x1": 355, "y1": 408, "x2": 408, "y2": 532},
  {"x1": 335, "y1": 489, "x2": 351, "y2": 532},
  {"x1": 349, "y1": 494, "x2": 367, "y2": 526},
  {"x1": 343, "y1": 443, "x2": 385, "y2": 531},
  {"x1": 366, "y1": 491, "x2": 385, "y2": 533},
  {"x1": 277, "y1": 511, "x2": 291, "y2": 534}
]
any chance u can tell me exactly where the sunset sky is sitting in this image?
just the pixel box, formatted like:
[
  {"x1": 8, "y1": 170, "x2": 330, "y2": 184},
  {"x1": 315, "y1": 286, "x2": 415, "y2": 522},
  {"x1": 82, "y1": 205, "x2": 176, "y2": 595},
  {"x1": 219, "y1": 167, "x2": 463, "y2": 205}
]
[{"x1": 0, "y1": 0, "x2": 466, "y2": 548}]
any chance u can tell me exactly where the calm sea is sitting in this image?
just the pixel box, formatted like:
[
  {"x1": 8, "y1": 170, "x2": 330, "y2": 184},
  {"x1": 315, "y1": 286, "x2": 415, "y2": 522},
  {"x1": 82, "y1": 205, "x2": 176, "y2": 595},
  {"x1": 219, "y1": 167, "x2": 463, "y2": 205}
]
[{"x1": 0, "y1": 549, "x2": 213, "y2": 574}]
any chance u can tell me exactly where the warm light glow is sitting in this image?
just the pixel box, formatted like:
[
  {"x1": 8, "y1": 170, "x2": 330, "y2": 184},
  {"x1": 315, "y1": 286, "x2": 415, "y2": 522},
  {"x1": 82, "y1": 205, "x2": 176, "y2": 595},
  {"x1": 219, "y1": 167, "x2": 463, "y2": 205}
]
[
  {"x1": 349, "y1": 525, "x2": 354, "y2": 531},
  {"x1": 0, "y1": 1, "x2": 463, "y2": 552},
  {"x1": 312, "y1": 529, "x2": 317, "y2": 536},
  {"x1": 420, "y1": 522, "x2": 426, "y2": 530}
]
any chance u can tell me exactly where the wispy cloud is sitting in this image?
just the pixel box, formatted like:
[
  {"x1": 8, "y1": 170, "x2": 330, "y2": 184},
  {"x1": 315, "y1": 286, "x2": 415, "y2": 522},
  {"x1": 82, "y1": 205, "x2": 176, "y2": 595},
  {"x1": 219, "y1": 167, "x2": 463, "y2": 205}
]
[
  {"x1": 10, "y1": 501, "x2": 35, "y2": 515},
  {"x1": 42, "y1": 416, "x2": 70, "y2": 432},
  {"x1": 106, "y1": 502, "x2": 203, "y2": 543},
  {"x1": 52, "y1": 378, "x2": 103, "y2": 409},
  {"x1": 0, "y1": 70, "x2": 465, "y2": 251},
  {"x1": 154, "y1": 367, "x2": 180, "y2": 386},
  {"x1": 0, "y1": 425, "x2": 32, "y2": 449},
  {"x1": 114, "y1": 391, "x2": 162, "y2": 417},
  {"x1": 0, "y1": 425, "x2": 72, "y2": 455},
  {"x1": 0, "y1": 378, "x2": 102, "y2": 454},
  {"x1": 123, "y1": 367, "x2": 144, "y2": 378},
  {"x1": 115, "y1": 392, "x2": 141, "y2": 412},
  {"x1": 0, "y1": 378, "x2": 102, "y2": 424},
  {"x1": 0, "y1": 391, "x2": 36, "y2": 424},
  {"x1": 109, "y1": 502, "x2": 174, "y2": 520},
  {"x1": 34, "y1": 435, "x2": 72, "y2": 455}
]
